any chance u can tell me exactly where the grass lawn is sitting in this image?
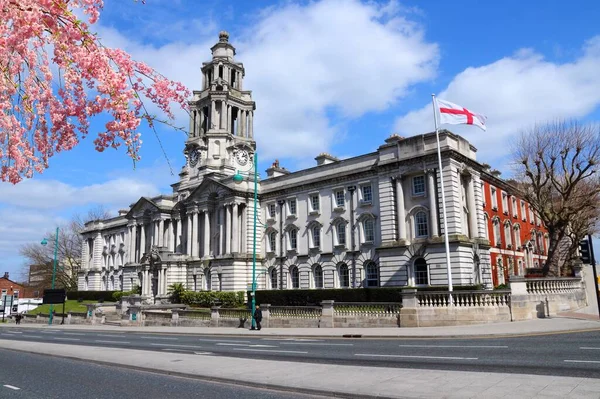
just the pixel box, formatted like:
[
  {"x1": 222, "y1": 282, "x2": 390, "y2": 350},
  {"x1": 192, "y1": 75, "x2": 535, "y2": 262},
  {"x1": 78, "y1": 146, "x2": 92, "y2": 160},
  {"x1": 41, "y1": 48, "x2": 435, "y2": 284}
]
[{"x1": 26, "y1": 300, "x2": 89, "y2": 315}]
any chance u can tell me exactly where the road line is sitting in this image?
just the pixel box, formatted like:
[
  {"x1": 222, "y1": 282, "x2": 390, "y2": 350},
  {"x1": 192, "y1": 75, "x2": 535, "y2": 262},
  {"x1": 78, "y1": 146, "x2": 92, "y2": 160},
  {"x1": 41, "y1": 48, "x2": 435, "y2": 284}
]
[
  {"x1": 197, "y1": 338, "x2": 251, "y2": 343},
  {"x1": 355, "y1": 354, "x2": 478, "y2": 360},
  {"x1": 262, "y1": 338, "x2": 324, "y2": 342},
  {"x1": 161, "y1": 348, "x2": 191, "y2": 353},
  {"x1": 22, "y1": 335, "x2": 43, "y2": 338},
  {"x1": 217, "y1": 343, "x2": 277, "y2": 348},
  {"x1": 565, "y1": 360, "x2": 600, "y2": 364},
  {"x1": 150, "y1": 343, "x2": 204, "y2": 349},
  {"x1": 3, "y1": 385, "x2": 20, "y2": 390},
  {"x1": 398, "y1": 345, "x2": 507, "y2": 349},
  {"x1": 3, "y1": 331, "x2": 22, "y2": 334},
  {"x1": 194, "y1": 351, "x2": 214, "y2": 355},
  {"x1": 580, "y1": 347, "x2": 600, "y2": 350},
  {"x1": 238, "y1": 348, "x2": 308, "y2": 354},
  {"x1": 281, "y1": 342, "x2": 353, "y2": 346},
  {"x1": 95, "y1": 334, "x2": 126, "y2": 337},
  {"x1": 95, "y1": 340, "x2": 131, "y2": 344},
  {"x1": 63, "y1": 333, "x2": 86, "y2": 336},
  {"x1": 138, "y1": 336, "x2": 178, "y2": 340},
  {"x1": 53, "y1": 337, "x2": 80, "y2": 341}
]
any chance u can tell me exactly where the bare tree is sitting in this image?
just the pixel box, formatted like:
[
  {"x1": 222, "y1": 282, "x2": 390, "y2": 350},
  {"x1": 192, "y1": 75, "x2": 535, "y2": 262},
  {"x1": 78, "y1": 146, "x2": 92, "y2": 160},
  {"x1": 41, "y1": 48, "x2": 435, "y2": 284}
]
[
  {"x1": 512, "y1": 120, "x2": 600, "y2": 275},
  {"x1": 20, "y1": 206, "x2": 112, "y2": 290}
]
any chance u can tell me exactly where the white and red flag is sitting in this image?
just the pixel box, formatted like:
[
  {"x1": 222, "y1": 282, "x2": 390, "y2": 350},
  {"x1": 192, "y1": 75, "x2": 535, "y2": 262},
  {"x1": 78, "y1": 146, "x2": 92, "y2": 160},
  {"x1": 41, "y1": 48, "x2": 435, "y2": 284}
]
[{"x1": 436, "y1": 98, "x2": 487, "y2": 131}]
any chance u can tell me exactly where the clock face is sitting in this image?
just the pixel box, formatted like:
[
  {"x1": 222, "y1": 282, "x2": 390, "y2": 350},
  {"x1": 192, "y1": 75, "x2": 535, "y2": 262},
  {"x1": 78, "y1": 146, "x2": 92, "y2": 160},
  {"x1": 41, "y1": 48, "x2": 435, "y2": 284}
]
[
  {"x1": 236, "y1": 149, "x2": 249, "y2": 166},
  {"x1": 189, "y1": 149, "x2": 199, "y2": 166}
]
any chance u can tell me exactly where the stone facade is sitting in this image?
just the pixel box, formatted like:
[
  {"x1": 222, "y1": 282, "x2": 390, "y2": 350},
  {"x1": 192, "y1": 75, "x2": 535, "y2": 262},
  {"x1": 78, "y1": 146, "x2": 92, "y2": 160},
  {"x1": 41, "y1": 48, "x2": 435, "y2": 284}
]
[{"x1": 78, "y1": 32, "x2": 508, "y2": 298}]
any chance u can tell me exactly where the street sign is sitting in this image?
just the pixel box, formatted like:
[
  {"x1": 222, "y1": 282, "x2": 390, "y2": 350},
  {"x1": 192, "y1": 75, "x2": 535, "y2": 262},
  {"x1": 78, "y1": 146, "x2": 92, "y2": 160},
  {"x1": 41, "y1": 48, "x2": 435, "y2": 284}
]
[{"x1": 43, "y1": 289, "x2": 66, "y2": 304}]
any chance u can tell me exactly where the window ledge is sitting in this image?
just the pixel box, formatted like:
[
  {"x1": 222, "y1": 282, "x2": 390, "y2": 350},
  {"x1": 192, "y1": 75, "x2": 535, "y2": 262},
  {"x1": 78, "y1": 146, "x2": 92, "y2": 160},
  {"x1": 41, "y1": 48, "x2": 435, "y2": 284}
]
[
  {"x1": 286, "y1": 214, "x2": 297, "y2": 220},
  {"x1": 287, "y1": 249, "x2": 298, "y2": 256},
  {"x1": 334, "y1": 244, "x2": 347, "y2": 250},
  {"x1": 359, "y1": 200, "x2": 372, "y2": 207},
  {"x1": 309, "y1": 247, "x2": 321, "y2": 252},
  {"x1": 361, "y1": 241, "x2": 374, "y2": 247},
  {"x1": 333, "y1": 206, "x2": 345, "y2": 212},
  {"x1": 309, "y1": 211, "x2": 320, "y2": 216},
  {"x1": 266, "y1": 217, "x2": 276, "y2": 223}
]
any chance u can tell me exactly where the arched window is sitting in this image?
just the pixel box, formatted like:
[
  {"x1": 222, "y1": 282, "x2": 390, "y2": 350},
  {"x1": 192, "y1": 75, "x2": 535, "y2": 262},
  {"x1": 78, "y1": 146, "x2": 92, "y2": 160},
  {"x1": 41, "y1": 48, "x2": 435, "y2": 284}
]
[
  {"x1": 514, "y1": 225, "x2": 521, "y2": 248},
  {"x1": 365, "y1": 261, "x2": 379, "y2": 287},
  {"x1": 338, "y1": 263, "x2": 349, "y2": 288},
  {"x1": 84, "y1": 276, "x2": 89, "y2": 291},
  {"x1": 493, "y1": 218, "x2": 501, "y2": 245},
  {"x1": 270, "y1": 268, "x2": 278, "y2": 289},
  {"x1": 289, "y1": 266, "x2": 299, "y2": 289},
  {"x1": 504, "y1": 221, "x2": 512, "y2": 247},
  {"x1": 336, "y1": 222, "x2": 346, "y2": 246},
  {"x1": 364, "y1": 219, "x2": 375, "y2": 242},
  {"x1": 313, "y1": 265, "x2": 323, "y2": 289},
  {"x1": 415, "y1": 211, "x2": 428, "y2": 238},
  {"x1": 414, "y1": 258, "x2": 428, "y2": 286},
  {"x1": 110, "y1": 275, "x2": 115, "y2": 290}
]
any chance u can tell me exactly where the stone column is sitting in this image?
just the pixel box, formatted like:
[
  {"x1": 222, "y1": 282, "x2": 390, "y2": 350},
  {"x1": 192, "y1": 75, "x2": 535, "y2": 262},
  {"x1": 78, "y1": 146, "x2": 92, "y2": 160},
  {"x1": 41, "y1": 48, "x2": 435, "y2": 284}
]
[
  {"x1": 427, "y1": 171, "x2": 439, "y2": 237},
  {"x1": 220, "y1": 100, "x2": 227, "y2": 129},
  {"x1": 192, "y1": 211, "x2": 199, "y2": 258},
  {"x1": 131, "y1": 224, "x2": 138, "y2": 262},
  {"x1": 163, "y1": 268, "x2": 168, "y2": 296},
  {"x1": 396, "y1": 177, "x2": 406, "y2": 241},
  {"x1": 218, "y1": 207, "x2": 224, "y2": 255},
  {"x1": 225, "y1": 205, "x2": 231, "y2": 254},
  {"x1": 175, "y1": 218, "x2": 182, "y2": 254},
  {"x1": 227, "y1": 105, "x2": 232, "y2": 134},
  {"x1": 239, "y1": 110, "x2": 246, "y2": 138},
  {"x1": 158, "y1": 219, "x2": 164, "y2": 247},
  {"x1": 157, "y1": 268, "x2": 162, "y2": 296},
  {"x1": 167, "y1": 220, "x2": 174, "y2": 252},
  {"x1": 468, "y1": 175, "x2": 478, "y2": 238},
  {"x1": 204, "y1": 210, "x2": 211, "y2": 257},
  {"x1": 210, "y1": 100, "x2": 216, "y2": 130},
  {"x1": 241, "y1": 205, "x2": 247, "y2": 252},
  {"x1": 232, "y1": 204, "x2": 239, "y2": 253},
  {"x1": 140, "y1": 224, "x2": 146, "y2": 259},
  {"x1": 186, "y1": 214, "x2": 192, "y2": 255},
  {"x1": 248, "y1": 111, "x2": 253, "y2": 138},
  {"x1": 199, "y1": 109, "x2": 205, "y2": 134}
]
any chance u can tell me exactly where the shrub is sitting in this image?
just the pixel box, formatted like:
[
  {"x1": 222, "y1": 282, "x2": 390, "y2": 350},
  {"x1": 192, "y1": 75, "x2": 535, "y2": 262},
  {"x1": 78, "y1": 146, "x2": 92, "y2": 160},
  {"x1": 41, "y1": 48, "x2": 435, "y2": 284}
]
[{"x1": 181, "y1": 291, "x2": 244, "y2": 308}]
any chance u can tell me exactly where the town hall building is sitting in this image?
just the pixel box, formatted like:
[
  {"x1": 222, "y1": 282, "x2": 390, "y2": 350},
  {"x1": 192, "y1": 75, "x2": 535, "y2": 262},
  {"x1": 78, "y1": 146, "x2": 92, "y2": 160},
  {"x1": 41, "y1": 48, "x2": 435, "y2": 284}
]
[{"x1": 79, "y1": 32, "x2": 543, "y2": 299}]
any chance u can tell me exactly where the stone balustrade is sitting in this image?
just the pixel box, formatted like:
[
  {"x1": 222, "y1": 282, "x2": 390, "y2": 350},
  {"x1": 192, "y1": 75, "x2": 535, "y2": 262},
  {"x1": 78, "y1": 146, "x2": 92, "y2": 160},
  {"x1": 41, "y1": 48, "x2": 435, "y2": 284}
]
[{"x1": 525, "y1": 277, "x2": 581, "y2": 294}]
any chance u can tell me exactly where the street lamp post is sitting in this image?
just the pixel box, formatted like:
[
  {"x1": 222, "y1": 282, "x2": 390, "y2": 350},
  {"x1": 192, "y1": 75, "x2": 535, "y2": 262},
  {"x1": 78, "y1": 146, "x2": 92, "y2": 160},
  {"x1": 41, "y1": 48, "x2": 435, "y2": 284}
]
[
  {"x1": 347, "y1": 186, "x2": 357, "y2": 288},
  {"x1": 233, "y1": 152, "x2": 259, "y2": 329},
  {"x1": 41, "y1": 227, "x2": 59, "y2": 325}
]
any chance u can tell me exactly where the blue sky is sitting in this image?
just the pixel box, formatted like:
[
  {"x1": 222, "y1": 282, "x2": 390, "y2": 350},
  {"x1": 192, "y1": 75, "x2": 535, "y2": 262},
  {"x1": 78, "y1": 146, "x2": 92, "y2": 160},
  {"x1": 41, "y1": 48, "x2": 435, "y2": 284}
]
[{"x1": 2, "y1": 0, "x2": 600, "y2": 281}]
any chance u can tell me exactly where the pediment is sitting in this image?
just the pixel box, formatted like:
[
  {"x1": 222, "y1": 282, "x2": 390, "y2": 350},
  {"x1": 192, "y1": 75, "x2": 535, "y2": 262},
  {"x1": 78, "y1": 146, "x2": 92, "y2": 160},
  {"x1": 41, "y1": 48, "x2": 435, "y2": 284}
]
[
  {"x1": 185, "y1": 177, "x2": 234, "y2": 204},
  {"x1": 126, "y1": 197, "x2": 160, "y2": 219}
]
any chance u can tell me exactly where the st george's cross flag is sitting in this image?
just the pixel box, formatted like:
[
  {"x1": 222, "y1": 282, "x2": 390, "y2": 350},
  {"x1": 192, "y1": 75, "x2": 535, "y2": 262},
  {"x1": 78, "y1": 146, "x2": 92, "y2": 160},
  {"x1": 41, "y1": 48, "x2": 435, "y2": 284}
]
[{"x1": 436, "y1": 99, "x2": 487, "y2": 131}]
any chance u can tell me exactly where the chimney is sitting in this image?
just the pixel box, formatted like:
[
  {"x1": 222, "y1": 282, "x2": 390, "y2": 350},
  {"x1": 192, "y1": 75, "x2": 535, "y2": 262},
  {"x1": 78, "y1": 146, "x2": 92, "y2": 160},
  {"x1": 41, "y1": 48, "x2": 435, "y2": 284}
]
[
  {"x1": 266, "y1": 159, "x2": 291, "y2": 178},
  {"x1": 2, "y1": 272, "x2": 8, "y2": 279},
  {"x1": 315, "y1": 153, "x2": 339, "y2": 166},
  {"x1": 118, "y1": 209, "x2": 129, "y2": 216}
]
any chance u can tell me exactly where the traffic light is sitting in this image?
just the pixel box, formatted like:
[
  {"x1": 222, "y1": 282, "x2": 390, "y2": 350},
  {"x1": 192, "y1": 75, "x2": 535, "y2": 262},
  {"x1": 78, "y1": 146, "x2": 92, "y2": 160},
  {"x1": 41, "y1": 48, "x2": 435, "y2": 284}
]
[{"x1": 580, "y1": 239, "x2": 591, "y2": 264}]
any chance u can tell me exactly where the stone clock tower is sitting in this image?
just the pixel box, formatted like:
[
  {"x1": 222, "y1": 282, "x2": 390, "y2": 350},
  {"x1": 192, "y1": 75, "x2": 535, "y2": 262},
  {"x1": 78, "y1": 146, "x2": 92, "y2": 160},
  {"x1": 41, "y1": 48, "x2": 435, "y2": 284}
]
[{"x1": 181, "y1": 31, "x2": 256, "y2": 185}]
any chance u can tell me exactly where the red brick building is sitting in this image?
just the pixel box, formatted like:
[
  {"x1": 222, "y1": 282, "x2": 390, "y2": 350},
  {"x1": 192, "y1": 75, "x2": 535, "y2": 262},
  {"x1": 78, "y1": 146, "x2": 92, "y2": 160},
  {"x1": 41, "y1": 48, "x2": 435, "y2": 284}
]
[
  {"x1": 0, "y1": 272, "x2": 36, "y2": 300},
  {"x1": 480, "y1": 173, "x2": 549, "y2": 286}
]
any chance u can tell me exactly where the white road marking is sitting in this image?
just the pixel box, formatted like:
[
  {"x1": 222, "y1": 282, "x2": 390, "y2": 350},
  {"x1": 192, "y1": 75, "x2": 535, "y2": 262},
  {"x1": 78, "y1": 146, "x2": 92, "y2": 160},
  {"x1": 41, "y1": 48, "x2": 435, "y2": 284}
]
[
  {"x1": 95, "y1": 340, "x2": 131, "y2": 344},
  {"x1": 580, "y1": 347, "x2": 600, "y2": 350},
  {"x1": 22, "y1": 335, "x2": 43, "y2": 338},
  {"x1": 150, "y1": 343, "x2": 204, "y2": 349},
  {"x1": 217, "y1": 343, "x2": 277, "y2": 348},
  {"x1": 53, "y1": 337, "x2": 80, "y2": 341},
  {"x1": 238, "y1": 348, "x2": 308, "y2": 354},
  {"x1": 138, "y1": 336, "x2": 178, "y2": 340},
  {"x1": 262, "y1": 338, "x2": 323, "y2": 342},
  {"x1": 197, "y1": 338, "x2": 251, "y2": 343},
  {"x1": 96, "y1": 334, "x2": 126, "y2": 337},
  {"x1": 63, "y1": 333, "x2": 86, "y2": 336},
  {"x1": 194, "y1": 351, "x2": 214, "y2": 355},
  {"x1": 3, "y1": 385, "x2": 20, "y2": 390},
  {"x1": 281, "y1": 342, "x2": 354, "y2": 346},
  {"x1": 4, "y1": 331, "x2": 22, "y2": 334},
  {"x1": 355, "y1": 354, "x2": 478, "y2": 360},
  {"x1": 161, "y1": 348, "x2": 190, "y2": 353},
  {"x1": 398, "y1": 345, "x2": 507, "y2": 349},
  {"x1": 565, "y1": 360, "x2": 600, "y2": 364}
]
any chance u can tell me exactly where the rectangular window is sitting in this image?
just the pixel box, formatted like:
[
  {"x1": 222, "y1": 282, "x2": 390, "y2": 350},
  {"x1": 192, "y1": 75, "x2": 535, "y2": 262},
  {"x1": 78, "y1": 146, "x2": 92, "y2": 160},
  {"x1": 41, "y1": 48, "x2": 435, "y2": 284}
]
[
  {"x1": 268, "y1": 203, "x2": 276, "y2": 218},
  {"x1": 521, "y1": 201, "x2": 526, "y2": 220},
  {"x1": 13, "y1": 290, "x2": 19, "y2": 300},
  {"x1": 335, "y1": 190, "x2": 345, "y2": 208},
  {"x1": 269, "y1": 232, "x2": 277, "y2": 252},
  {"x1": 502, "y1": 192, "x2": 508, "y2": 214},
  {"x1": 288, "y1": 199, "x2": 296, "y2": 216},
  {"x1": 529, "y1": 206, "x2": 534, "y2": 223},
  {"x1": 337, "y1": 224, "x2": 346, "y2": 246},
  {"x1": 362, "y1": 185, "x2": 372, "y2": 203},
  {"x1": 311, "y1": 194, "x2": 320, "y2": 212},
  {"x1": 312, "y1": 227, "x2": 321, "y2": 248},
  {"x1": 512, "y1": 197, "x2": 517, "y2": 217},
  {"x1": 290, "y1": 229, "x2": 298, "y2": 250},
  {"x1": 490, "y1": 186, "x2": 498, "y2": 209},
  {"x1": 412, "y1": 175, "x2": 426, "y2": 196},
  {"x1": 364, "y1": 220, "x2": 375, "y2": 242}
]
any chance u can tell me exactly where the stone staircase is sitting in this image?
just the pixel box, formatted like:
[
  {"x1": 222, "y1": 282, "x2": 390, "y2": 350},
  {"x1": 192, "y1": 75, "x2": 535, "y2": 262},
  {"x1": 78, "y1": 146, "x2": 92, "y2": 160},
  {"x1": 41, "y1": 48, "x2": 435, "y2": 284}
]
[{"x1": 102, "y1": 313, "x2": 123, "y2": 327}]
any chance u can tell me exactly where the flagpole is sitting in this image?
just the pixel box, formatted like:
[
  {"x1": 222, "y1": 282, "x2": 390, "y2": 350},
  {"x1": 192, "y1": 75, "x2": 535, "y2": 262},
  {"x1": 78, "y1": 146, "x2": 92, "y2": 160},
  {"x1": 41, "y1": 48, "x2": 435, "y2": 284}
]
[{"x1": 431, "y1": 94, "x2": 454, "y2": 305}]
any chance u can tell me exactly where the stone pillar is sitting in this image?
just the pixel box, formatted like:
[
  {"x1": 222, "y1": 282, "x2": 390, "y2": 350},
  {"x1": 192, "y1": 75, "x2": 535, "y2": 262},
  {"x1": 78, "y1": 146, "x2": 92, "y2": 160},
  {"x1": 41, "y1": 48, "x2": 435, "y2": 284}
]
[
  {"x1": 158, "y1": 219, "x2": 164, "y2": 247},
  {"x1": 468, "y1": 175, "x2": 478, "y2": 238},
  {"x1": 248, "y1": 111, "x2": 253, "y2": 138},
  {"x1": 163, "y1": 268, "x2": 168, "y2": 296},
  {"x1": 210, "y1": 306, "x2": 220, "y2": 327},
  {"x1": 232, "y1": 204, "x2": 239, "y2": 253},
  {"x1": 219, "y1": 206, "x2": 224, "y2": 255},
  {"x1": 175, "y1": 218, "x2": 182, "y2": 253},
  {"x1": 210, "y1": 100, "x2": 216, "y2": 129},
  {"x1": 227, "y1": 105, "x2": 232, "y2": 133},
  {"x1": 131, "y1": 224, "x2": 138, "y2": 262},
  {"x1": 129, "y1": 305, "x2": 141, "y2": 325},
  {"x1": 192, "y1": 211, "x2": 199, "y2": 258},
  {"x1": 140, "y1": 224, "x2": 146, "y2": 259},
  {"x1": 167, "y1": 220, "x2": 174, "y2": 252},
  {"x1": 320, "y1": 300, "x2": 334, "y2": 328},
  {"x1": 239, "y1": 110, "x2": 246, "y2": 138},
  {"x1": 92, "y1": 232, "x2": 103, "y2": 269},
  {"x1": 427, "y1": 171, "x2": 439, "y2": 237},
  {"x1": 241, "y1": 204, "x2": 247, "y2": 252},
  {"x1": 204, "y1": 211, "x2": 211, "y2": 257},
  {"x1": 157, "y1": 268, "x2": 162, "y2": 296},
  {"x1": 260, "y1": 304, "x2": 271, "y2": 329},
  {"x1": 186, "y1": 214, "x2": 192, "y2": 255},
  {"x1": 225, "y1": 205, "x2": 232, "y2": 254},
  {"x1": 171, "y1": 309, "x2": 179, "y2": 327},
  {"x1": 399, "y1": 288, "x2": 418, "y2": 327},
  {"x1": 199, "y1": 108, "x2": 205, "y2": 134},
  {"x1": 396, "y1": 177, "x2": 406, "y2": 241},
  {"x1": 220, "y1": 100, "x2": 227, "y2": 129}
]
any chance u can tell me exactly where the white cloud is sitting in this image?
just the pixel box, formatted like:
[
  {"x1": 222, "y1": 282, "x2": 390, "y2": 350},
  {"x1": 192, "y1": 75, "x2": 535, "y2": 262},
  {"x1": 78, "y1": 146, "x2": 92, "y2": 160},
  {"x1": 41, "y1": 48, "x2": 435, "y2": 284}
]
[{"x1": 394, "y1": 36, "x2": 600, "y2": 169}]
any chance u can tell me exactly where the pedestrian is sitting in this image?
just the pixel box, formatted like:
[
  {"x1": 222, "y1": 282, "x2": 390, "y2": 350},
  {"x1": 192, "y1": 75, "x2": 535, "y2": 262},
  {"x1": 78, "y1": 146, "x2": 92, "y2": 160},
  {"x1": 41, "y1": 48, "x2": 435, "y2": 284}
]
[
  {"x1": 251, "y1": 305, "x2": 262, "y2": 331},
  {"x1": 15, "y1": 314, "x2": 22, "y2": 325}
]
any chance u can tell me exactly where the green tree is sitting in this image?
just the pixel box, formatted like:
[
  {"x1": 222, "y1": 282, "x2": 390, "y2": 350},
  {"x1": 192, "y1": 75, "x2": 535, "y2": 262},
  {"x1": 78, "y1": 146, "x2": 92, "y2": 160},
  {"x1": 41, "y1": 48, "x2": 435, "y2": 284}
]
[{"x1": 167, "y1": 283, "x2": 187, "y2": 304}]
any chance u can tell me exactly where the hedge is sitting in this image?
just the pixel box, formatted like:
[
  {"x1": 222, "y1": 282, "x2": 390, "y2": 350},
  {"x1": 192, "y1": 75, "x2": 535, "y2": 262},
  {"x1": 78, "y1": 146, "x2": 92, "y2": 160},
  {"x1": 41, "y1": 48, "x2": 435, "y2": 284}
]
[
  {"x1": 181, "y1": 291, "x2": 244, "y2": 308},
  {"x1": 66, "y1": 291, "x2": 118, "y2": 302},
  {"x1": 251, "y1": 285, "x2": 484, "y2": 306}
]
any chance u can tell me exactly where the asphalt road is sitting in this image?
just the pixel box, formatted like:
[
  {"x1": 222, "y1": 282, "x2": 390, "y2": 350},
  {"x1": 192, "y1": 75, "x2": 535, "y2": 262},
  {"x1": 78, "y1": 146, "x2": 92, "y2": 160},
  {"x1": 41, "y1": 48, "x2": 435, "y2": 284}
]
[
  {"x1": 1, "y1": 328, "x2": 600, "y2": 378},
  {"x1": 0, "y1": 348, "x2": 328, "y2": 399}
]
